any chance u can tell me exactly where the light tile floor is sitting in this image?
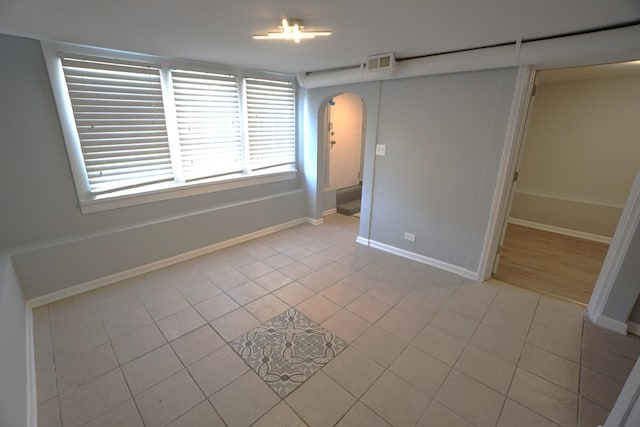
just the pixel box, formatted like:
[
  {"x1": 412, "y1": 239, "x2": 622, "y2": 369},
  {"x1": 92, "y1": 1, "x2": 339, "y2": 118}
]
[{"x1": 34, "y1": 214, "x2": 640, "y2": 427}]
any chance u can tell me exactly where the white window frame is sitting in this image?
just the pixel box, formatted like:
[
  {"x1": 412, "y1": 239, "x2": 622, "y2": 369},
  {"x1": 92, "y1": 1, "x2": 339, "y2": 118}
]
[{"x1": 42, "y1": 41, "x2": 297, "y2": 214}]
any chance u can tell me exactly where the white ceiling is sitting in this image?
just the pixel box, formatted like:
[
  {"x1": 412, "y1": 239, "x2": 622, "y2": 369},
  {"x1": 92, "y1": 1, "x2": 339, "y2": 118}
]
[{"x1": 1, "y1": 0, "x2": 639, "y2": 74}]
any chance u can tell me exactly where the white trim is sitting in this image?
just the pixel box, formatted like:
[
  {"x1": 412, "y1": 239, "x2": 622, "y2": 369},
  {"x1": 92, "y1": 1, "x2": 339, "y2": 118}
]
[
  {"x1": 306, "y1": 217, "x2": 324, "y2": 226},
  {"x1": 587, "y1": 166, "x2": 640, "y2": 328},
  {"x1": 508, "y1": 218, "x2": 612, "y2": 244},
  {"x1": 514, "y1": 190, "x2": 626, "y2": 210},
  {"x1": 27, "y1": 217, "x2": 306, "y2": 307},
  {"x1": 367, "y1": 239, "x2": 478, "y2": 281},
  {"x1": 462, "y1": 269, "x2": 479, "y2": 281},
  {"x1": 322, "y1": 208, "x2": 337, "y2": 216},
  {"x1": 591, "y1": 314, "x2": 629, "y2": 335},
  {"x1": 81, "y1": 169, "x2": 297, "y2": 214},
  {"x1": 41, "y1": 42, "x2": 90, "y2": 204},
  {"x1": 478, "y1": 66, "x2": 536, "y2": 281},
  {"x1": 25, "y1": 303, "x2": 36, "y2": 427},
  {"x1": 7, "y1": 190, "x2": 304, "y2": 257},
  {"x1": 480, "y1": 45, "x2": 640, "y2": 335},
  {"x1": 605, "y1": 354, "x2": 640, "y2": 427},
  {"x1": 356, "y1": 236, "x2": 370, "y2": 246},
  {"x1": 628, "y1": 322, "x2": 640, "y2": 337}
]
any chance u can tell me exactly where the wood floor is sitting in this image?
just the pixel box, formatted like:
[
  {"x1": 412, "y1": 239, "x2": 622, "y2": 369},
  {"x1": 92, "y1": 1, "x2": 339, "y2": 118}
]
[{"x1": 492, "y1": 223, "x2": 610, "y2": 304}]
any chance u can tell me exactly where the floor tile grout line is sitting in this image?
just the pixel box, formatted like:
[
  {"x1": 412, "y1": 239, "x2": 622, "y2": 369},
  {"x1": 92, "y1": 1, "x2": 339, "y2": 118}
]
[
  {"x1": 88, "y1": 284, "x2": 199, "y2": 425},
  {"x1": 494, "y1": 294, "x2": 541, "y2": 427},
  {"x1": 54, "y1": 297, "x2": 131, "y2": 426},
  {"x1": 578, "y1": 321, "x2": 587, "y2": 427},
  {"x1": 341, "y1": 277, "x2": 466, "y2": 426},
  {"x1": 37, "y1": 216, "x2": 625, "y2": 427},
  {"x1": 497, "y1": 295, "x2": 584, "y2": 427},
  {"x1": 45, "y1": 305, "x2": 65, "y2": 427},
  {"x1": 423, "y1": 281, "x2": 485, "y2": 427},
  {"x1": 103, "y1": 299, "x2": 151, "y2": 427},
  {"x1": 168, "y1": 234, "x2": 316, "y2": 425},
  {"x1": 38, "y1": 220, "x2": 352, "y2": 425},
  {"x1": 179, "y1": 349, "x2": 230, "y2": 427}
]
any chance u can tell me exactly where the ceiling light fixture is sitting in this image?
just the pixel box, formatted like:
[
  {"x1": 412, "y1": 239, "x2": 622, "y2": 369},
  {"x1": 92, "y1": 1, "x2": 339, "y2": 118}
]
[{"x1": 253, "y1": 19, "x2": 331, "y2": 43}]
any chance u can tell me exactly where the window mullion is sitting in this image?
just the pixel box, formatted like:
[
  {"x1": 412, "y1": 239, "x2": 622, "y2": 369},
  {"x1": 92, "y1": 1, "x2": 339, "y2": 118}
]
[
  {"x1": 238, "y1": 76, "x2": 251, "y2": 175},
  {"x1": 160, "y1": 66, "x2": 185, "y2": 184}
]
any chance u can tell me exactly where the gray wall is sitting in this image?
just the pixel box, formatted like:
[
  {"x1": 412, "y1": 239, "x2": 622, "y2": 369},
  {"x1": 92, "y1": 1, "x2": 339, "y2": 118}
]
[
  {"x1": 303, "y1": 69, "x2": 517, "y2": 275},
  {"x1": 0, "y1": 33, "x2": 306, "y2": 298},
  {"x1": 370, "y1": 69, "x2": 516, "y2": 273},
  {"x1": 604, "y1": 223, "x2": 640, "y2": 324},
  {"x1": 0, "y1": 256, "x2": 28, "y2": 427},
  {"x1": 630, "y1": 298, "x2": 640, "y2": 325},
  {"x1": 12, "y1": 190, "x2": 305, "y2": 298}
]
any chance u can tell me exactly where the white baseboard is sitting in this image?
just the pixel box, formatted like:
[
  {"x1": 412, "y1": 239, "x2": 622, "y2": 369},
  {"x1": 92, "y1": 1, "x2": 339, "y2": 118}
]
[
  {"x1": 508, "y1": 218, "x2": 612, "y2": 244},
  {"x1": 355, "y1": 236, "x2": 369, "y2": 246},
  {"x1": 364, "y1": 239, "x2": 479, "y2": 281},
  {"x1": 306, "y1": 217, "x2": 324, "y2": 226},
  {"x1": 25, "y1": 303, "x2": 37, "y2": 427},
  {"x1": 592, "y1": 314, "x2": 629, "y2": 335},
  {"x1": 628, "y1": 322, "x2": 640, "y2": 337},
  {"x1": 27, "y1": 217, "x2": 307, "y2": 308},
  {"x1": 462, "y1": 269, "x2": 479, "y2": 281},
  {"x1": 322, "y1": 208, "x2": 337, "y2": 216}
]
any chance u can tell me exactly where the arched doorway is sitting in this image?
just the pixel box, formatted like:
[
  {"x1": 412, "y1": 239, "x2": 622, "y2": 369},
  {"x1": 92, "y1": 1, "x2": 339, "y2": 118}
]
[{"x1": 320, "y1": 93, "x2": 366, "y2": 217}]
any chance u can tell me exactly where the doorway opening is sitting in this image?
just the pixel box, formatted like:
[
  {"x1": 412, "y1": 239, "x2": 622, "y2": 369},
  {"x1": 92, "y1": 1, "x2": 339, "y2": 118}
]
[
  {"x1": 322, "y1": 93, "x2": 366, "y2": 219},
  {"x1": 491, "y1": 61, "x2": 640, "y2": 305}
]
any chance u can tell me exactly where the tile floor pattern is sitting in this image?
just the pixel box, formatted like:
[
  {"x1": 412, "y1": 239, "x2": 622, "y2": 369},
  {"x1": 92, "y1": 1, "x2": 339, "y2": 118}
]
[
  {"x1": 34, "y1": 214, "x2": 640, "y2": 427},
  {"x1": 230, "y1": 308, "x2": 348, "y2": 397}
]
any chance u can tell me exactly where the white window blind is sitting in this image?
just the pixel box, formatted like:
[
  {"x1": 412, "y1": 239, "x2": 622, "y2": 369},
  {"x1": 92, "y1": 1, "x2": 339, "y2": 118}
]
[
  {"x1": 61, "y1": 56, "x2": 173, "y2": 194},
  {"x1": 245, "y1": 78, "x2": 296, "y2": 171},
  {"x1": 171, "y1": 70, "x2": 243, "y2": 181},
  {"x1": 51, "y1": 45, "x2": 298, "y2": 210}
]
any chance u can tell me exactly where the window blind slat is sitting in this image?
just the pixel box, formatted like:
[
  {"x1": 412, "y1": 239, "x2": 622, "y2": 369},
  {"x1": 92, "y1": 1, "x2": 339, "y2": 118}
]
[
  {"x1": 171, "y1": 70, "x2": 243, "y2": 181},
  {"x1": 59, "y1": 53, "x2": 296, "y2": 199},
  {"x1": 245, "y1": 78, "x2": 295, "y2": 171},
  {"x1": 62, "y1": 55, "x2": 172, "y2": 194}
]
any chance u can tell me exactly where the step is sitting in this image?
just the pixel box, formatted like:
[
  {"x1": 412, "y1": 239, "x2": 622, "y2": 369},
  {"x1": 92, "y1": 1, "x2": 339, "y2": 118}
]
[
  {"x1": 336, "y1": 185, "x2": 362, "y2": 205},
  {"x1": 337, "y1": 199, "x2": 361, "y2": 216}
]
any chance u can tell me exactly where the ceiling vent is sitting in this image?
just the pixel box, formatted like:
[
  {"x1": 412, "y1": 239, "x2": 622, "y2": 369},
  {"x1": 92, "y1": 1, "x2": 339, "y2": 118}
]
[{"x1": 365, "y1": 53, "x2": 397, "y2": 74}]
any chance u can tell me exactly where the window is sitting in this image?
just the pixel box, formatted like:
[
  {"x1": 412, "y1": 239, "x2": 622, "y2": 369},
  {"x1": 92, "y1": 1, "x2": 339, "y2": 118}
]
[
  {"x1": 43, "y1": 43, "x2": 296, "y2": 213},
  {"x1": 171, "y1": 70, "x2": 244, "y2": 181},
  {"x1": 245, "y1": 78, "x2": 296, "y2": 171},
  {"x1": 62, "y1": 56, "x2": 174, "y2": 194}
]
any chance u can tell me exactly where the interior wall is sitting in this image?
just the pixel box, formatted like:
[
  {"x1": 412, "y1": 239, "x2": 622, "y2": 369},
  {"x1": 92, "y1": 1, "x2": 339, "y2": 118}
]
[
  {"x1": 301, "y1": 81, "x2": 381, "y2": 235},
  {"x1": 603, "y1": 221, "x2": 640, "y2": 324},
  {"x1": 369, "y1": 68, "x2": 518, "y2": 274},
  {"x1": 629, "y1": 297, "x2": 640, "y2": 325},
  {"x1": 322, "y1": 189, "x2": 337, "y2": 213},
  {"x1": 511, "y1": 75, "x2": 640, "y2": 237},
  {"x1": 0, "y1": 33, "x2": 306, "y2": 299},
  {"x1": 304, "y1": 68, "x2": 518, "y2": 275},
  {"x1": 0, "y1": 256, "x2": 28, "y2": 427}
]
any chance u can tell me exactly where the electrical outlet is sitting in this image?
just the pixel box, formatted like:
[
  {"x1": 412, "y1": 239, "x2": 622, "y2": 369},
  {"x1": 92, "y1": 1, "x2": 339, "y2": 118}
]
[
  {"x1": 404, "y1": 232, "x2": 416, "y2": 242},
  {"x1": 375, "y1": 144, "x2": 386, "y2": 156}
]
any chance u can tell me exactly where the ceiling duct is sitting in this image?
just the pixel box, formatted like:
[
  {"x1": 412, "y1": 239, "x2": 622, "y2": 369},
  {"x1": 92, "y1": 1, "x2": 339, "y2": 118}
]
[
  {"x1": 365, "y1": 53, "x2": 396, "y2": 75},
  {"x1": 297, "y1": 25, "x2": 640, "y2": 89}
]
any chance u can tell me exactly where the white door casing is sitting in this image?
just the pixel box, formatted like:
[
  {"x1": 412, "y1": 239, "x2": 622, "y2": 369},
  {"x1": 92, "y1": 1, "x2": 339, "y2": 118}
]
[{"x1": 491, "y1": 71, "x2": 540, "y2": 274}]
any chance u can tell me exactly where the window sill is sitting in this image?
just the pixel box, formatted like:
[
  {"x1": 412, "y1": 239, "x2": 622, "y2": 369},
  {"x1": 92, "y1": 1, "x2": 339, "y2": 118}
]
[{"x1": 79, "y1": 168, "x2": 297, "y2": 214}]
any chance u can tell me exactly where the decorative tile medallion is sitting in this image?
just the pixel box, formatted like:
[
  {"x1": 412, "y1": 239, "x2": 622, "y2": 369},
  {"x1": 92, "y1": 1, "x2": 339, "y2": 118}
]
[{"x1": 230, "y1": 308, "x2": 348, "y2": 397}]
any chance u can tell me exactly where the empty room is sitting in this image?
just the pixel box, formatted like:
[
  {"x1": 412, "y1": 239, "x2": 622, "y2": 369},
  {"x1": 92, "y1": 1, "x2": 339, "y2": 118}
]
[{"x1": 1, "y1": 1, "x2": 640, "y2": 427}]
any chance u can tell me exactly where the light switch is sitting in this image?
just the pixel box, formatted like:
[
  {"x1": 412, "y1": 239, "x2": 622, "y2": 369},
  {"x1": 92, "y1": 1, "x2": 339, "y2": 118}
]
[{"x1": 376, "y1": 144, "x2": 386, "y2": 156}]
